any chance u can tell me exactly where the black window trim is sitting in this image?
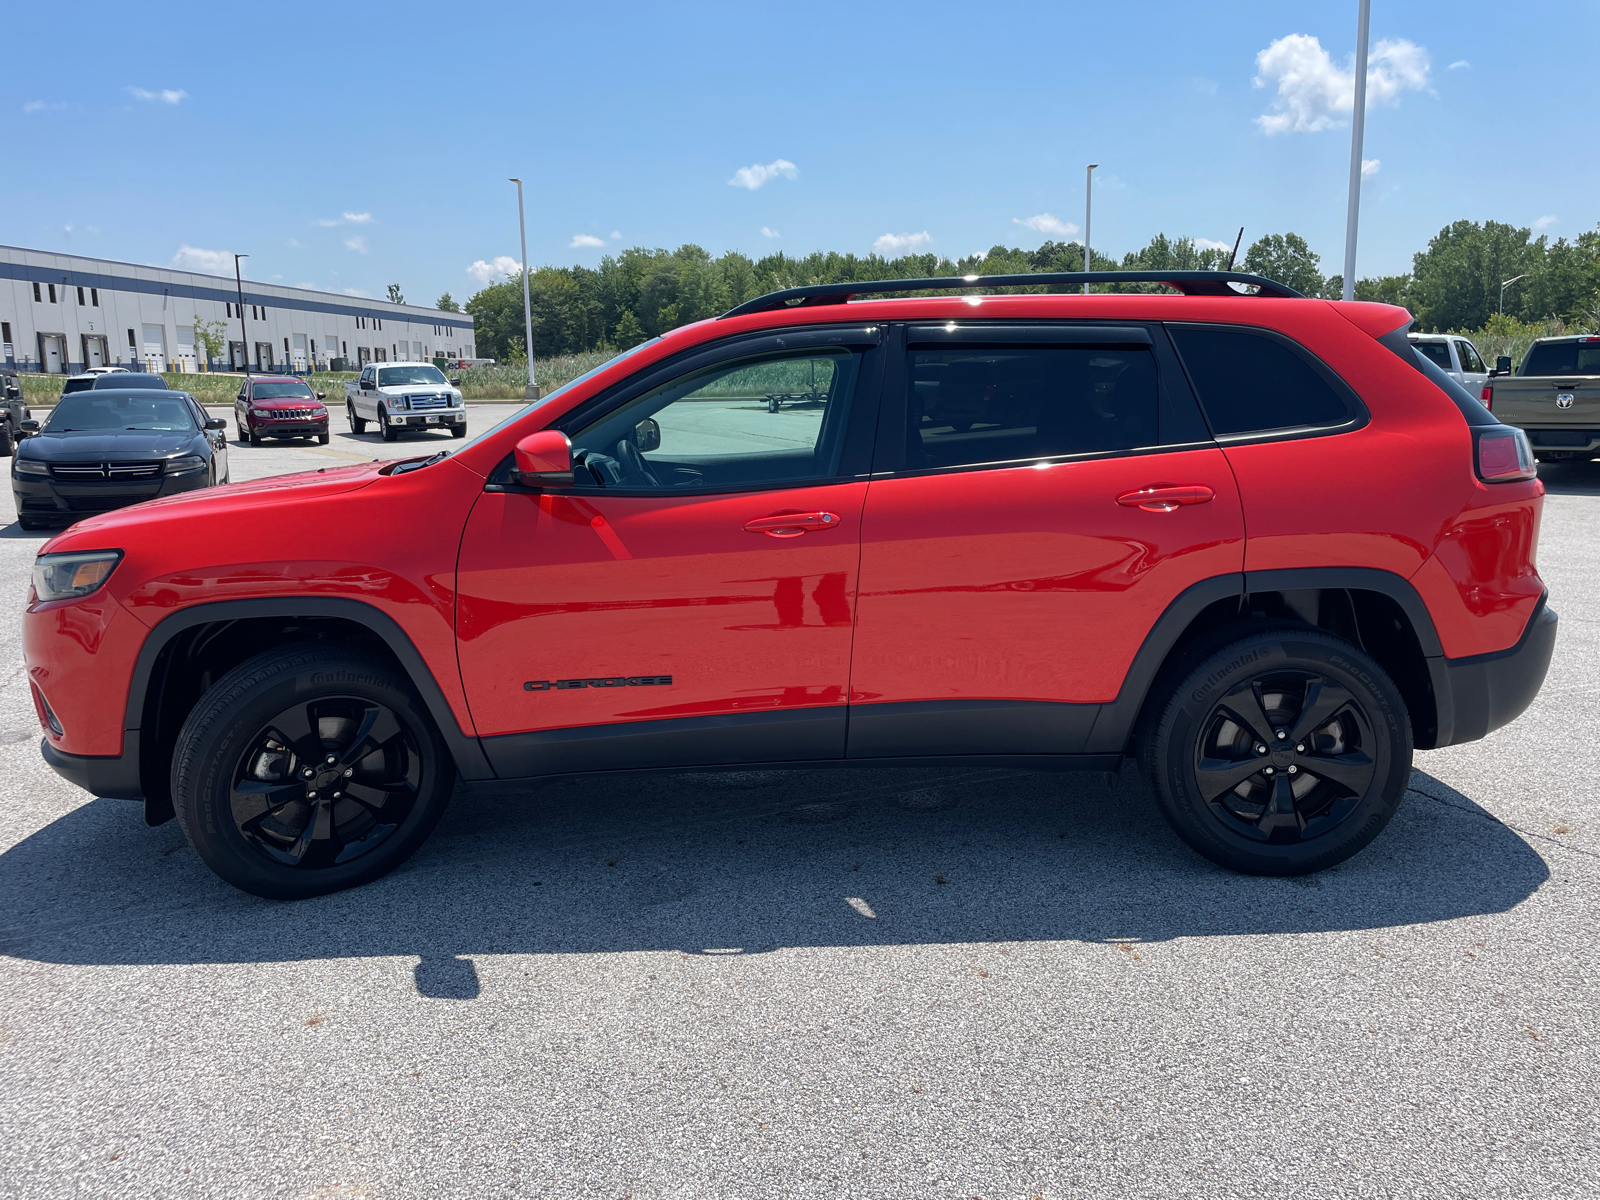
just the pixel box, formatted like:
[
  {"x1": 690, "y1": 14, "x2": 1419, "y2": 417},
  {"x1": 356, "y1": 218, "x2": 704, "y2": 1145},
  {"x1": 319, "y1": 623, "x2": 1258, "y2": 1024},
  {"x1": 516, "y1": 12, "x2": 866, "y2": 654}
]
[
  {"x1": 1165, "y1": 320, "x2": 1371, "y2": 445},
  {"x1": 485, "y1": 323, "x2": 888, "y2": 497},
  {"x1": 869, "y1": 319, "x2": 1217, "y2": 481},
  {"x1": 1378, "y1": 321, "x2": 1496, "y2": 427}
]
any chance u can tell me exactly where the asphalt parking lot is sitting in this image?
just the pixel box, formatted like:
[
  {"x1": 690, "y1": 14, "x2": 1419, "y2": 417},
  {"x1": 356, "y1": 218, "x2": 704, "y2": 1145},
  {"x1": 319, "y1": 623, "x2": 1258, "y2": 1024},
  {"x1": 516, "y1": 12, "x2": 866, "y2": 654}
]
[{"x1": 0, "y1": 418, "x2": 1596, "y2": 1199}]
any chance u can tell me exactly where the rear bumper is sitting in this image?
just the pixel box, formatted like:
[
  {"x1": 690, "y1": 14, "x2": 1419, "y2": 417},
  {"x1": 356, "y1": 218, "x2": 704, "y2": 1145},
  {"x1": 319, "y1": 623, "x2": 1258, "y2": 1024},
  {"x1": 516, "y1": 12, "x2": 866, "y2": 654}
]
[
  {"x1": 1430, "y1": 594, "x2": 1558, "y2": 746},
  {"x1": 40, "y1": 736, "x2": 144, "y2": 801}
]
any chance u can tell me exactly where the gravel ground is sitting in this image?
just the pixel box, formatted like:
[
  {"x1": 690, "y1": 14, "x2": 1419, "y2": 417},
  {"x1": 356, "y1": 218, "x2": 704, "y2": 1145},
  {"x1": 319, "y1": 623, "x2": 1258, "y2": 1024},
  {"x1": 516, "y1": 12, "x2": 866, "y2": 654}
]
[{"x1": 0, "y1": 431, "x2": 1595, "y2": 1200}]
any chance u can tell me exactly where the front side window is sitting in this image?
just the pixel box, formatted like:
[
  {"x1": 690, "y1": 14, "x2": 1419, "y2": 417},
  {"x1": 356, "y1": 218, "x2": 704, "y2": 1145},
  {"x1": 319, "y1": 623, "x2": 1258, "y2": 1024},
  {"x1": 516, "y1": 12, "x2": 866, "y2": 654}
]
[
  {"x1": 906, "y1": 345, "x2": 1158, "y2": 470},
  {"x1": 1168, "y1": 325, "x2": 1354, "y2": 437},
  {"x1": 47, "y1": 394, "x2": 197, "y2": 432},
  {"x1": 1457, "y1": 341, "x2": 1487, "y2": 374},
  {"x1": 569, "y1": 348, "x2": 862, "y2": 491}
]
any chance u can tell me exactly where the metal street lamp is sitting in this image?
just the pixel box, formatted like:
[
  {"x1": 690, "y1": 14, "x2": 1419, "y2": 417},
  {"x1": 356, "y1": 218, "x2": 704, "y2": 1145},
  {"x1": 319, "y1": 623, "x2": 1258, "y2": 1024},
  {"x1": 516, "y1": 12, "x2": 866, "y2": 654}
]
[
  {"x1": 1083, "y1": 163, "x2": 1099, "y2": 295},
  {"x1": 1341, "y1": 0, "x2": 1372, "y2": 302},
  {"x1": 233, "y1": 254, "x2": 250, "y2": 374},
  {"x1": 1500, "y1": 274, "x2": 1528, "y2": 315},
  {"x1": 510, "y1": 178, "x2": 539, "y2": 400}
]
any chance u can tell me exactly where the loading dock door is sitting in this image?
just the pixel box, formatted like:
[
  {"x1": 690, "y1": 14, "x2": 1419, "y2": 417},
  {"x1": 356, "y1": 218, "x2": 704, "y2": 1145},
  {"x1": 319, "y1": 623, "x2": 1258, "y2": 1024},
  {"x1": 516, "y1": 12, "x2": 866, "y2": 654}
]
[
  {"x1": 82, "y1": 334, "x2": 108, "y2": 368},
  {"x1": 39, "y1": 334, "x2": 65, "y2": 373},
  {"x1": 141, "y1": 324, "x2": 167, "y2": 373},
  {"x1": 291, "y1": 333, "x2": 308, "y2": 371},
  {"x1": 174, "y1": 326, "x2": 198, "y2": 373}
]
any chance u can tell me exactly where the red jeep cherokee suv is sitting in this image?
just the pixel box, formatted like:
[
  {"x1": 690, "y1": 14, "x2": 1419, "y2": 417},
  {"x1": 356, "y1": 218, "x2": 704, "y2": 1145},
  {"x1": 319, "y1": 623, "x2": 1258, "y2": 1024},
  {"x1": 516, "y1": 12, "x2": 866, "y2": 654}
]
[{"x1": 22, "y1": 272, "x2": 1556, "y2": 899}]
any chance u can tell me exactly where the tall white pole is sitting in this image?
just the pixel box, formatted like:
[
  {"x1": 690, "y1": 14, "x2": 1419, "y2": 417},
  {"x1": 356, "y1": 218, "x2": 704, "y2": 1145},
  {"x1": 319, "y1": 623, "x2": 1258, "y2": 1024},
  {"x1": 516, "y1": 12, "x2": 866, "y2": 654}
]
[
  {"x1": 510, "y1": 177, "x2": 538, "y2": 398},
  {"x1": 1083, "y1": 163, "x2": 1098, "y2": 294},
  {"x1": 1341, "y1": 0, "x2": 1371, "y2": 302}
]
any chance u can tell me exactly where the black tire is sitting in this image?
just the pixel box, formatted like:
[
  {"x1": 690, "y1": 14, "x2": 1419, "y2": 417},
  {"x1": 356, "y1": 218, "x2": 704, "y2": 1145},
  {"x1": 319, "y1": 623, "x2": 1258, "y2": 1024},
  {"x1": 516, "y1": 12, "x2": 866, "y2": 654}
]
[
  {"x1": 171, "y1": 647, "x2": 455, "y2": 900},
  {"x1": 248, "y1": 423, "x2": 262, "y2": 447},
  {"x1": 317, "y1": 432, "x2": 330, "y2": 445},
  {"x1": 1138, "y1": 626, "x2": 1411, "y2": 876},
  {"x1": 237, "y1": 422, "x2": 250, "y2": 445},
  {"x1": 0, "y1": 427, "x2": 13, "y2": 457},
  {"x1": 450, "y1": 423, "x2": 467, "y2": 439},
  {"x1": 379, "y1": 406, "x2": 398, "y2": 442},
  {"x1": 347, "y1": 403, "x2": 367, "y2": 435}
]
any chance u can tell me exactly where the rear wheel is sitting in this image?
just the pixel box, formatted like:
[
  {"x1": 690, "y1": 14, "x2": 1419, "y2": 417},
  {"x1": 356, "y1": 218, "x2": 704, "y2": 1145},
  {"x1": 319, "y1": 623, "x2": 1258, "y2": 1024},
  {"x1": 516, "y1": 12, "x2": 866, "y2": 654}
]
[
  {"x1": 171, "y1": 647, "x2": 455, "y2": 900},
  {"x1": 1138, "y1": 627, "x2": 1411, "y2": 876},
  {"x1": 0, "y1": 426, "x2": 13, "y2": 457},
  {"x1": 347, "y1": 403, "x2": 367, "y2": 435}
]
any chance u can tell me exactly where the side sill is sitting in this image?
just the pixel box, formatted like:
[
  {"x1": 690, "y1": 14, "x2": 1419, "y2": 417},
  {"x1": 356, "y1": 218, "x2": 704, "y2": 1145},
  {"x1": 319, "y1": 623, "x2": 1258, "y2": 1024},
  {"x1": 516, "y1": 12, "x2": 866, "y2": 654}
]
[
  {"x1": 846, "y1": 699, "x2": 1100, "y2": 758},
  {"x1": 478, "y1": 752, "x2": 1124, "y2": 786}
]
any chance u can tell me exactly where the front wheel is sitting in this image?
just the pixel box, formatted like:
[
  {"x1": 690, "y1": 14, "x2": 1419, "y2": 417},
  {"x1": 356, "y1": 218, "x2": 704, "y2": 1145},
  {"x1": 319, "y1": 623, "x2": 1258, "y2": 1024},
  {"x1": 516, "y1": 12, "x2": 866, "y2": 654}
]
[
  {"x1": 379, "y1": 407, "x2": 397, "y2": 442},
  {"x1": 171, "y1": 647, "x2": 455, "y2": 899},
  {"x1": 317, "y1": 432, "x2": 330, "y2": 445},
  {"x1": 450, "y1": 423, "x2": 467, "y2": 439},
  {"x1": 1138, "y1": 627, "x2": 1411, "y2": 876}
]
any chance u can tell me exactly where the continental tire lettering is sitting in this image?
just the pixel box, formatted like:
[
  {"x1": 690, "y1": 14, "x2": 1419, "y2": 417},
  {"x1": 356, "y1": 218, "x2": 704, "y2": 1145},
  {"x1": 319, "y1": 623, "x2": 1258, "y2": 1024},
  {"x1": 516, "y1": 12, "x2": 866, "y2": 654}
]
[
  {"x1": 1189, "y1": 649, "x2": 1265, "y2": 703},
  {"x1": 525, "y1": 675, "x2": 673, "y2": 692},
  {"x1": 310, "y1": 671, "x2": 388, "y2": 687}
]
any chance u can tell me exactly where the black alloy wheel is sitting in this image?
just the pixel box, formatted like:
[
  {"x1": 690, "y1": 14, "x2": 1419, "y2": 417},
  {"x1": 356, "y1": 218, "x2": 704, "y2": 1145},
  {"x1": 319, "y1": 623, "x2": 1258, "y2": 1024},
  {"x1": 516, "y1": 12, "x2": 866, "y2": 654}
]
[
  {"x1": 1140, "y1": 626, "x2": 1411, "y2": 876},
  {"x1": 172, "y1": 648, "x2": 454, "y2": 898}
]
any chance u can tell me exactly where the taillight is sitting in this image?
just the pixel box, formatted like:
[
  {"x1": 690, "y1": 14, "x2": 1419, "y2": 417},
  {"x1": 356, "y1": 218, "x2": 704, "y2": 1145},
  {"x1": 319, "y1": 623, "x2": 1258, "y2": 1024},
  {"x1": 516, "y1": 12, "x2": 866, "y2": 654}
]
[
  {"x1": 1476, "y1": 425, "x2": 1536, "y2": 482},
  {"x1": 1480, "y1": 384, "x2": 1493, "y2": 410}
]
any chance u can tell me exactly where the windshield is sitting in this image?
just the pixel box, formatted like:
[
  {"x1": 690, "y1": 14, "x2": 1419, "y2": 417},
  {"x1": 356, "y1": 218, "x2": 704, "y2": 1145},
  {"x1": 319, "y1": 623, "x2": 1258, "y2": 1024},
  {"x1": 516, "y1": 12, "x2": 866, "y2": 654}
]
[
  {"x1": 378, "y1": 365, "x2": 449, "y2": 387},
  {"x1": 252, "y1": 381, "x2": 316, "y2": 400},
  {"x1": 473, "y1": 338, "x2": 664, "y2": 445},
  {"x1": 46, "y1": 393, "x2": 198, "y2": 432}
]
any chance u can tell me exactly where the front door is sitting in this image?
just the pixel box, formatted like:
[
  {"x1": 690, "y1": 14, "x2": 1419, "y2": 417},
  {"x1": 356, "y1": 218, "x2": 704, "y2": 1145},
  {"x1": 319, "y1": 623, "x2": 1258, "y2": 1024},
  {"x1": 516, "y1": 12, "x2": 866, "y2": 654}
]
[
  {"x1": 455, "y1": 332, "x2": 882, "y2": 778},
  {"x1": 141, "y1": 324, "x2": 167, "y2": 373},
  {"x1": 847, "y1": 322, "x2": 1245, "y2": 758}
]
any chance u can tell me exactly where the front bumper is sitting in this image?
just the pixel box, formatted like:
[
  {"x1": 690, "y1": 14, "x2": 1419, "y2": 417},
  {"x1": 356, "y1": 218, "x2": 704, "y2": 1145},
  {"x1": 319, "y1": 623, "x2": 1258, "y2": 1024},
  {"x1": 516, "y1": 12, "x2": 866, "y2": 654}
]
[
  {"x1": 388, "y1": 410, "x2": 466, "y2": 428},
  {"x1": 12, "y1": 465, "x2": 211, "y2": 522},
  {"x1": 1431, "y1": 594, "x2": 1558, "y2": 746},
  {"x1": 41, "y1": 736, "x2": 144, "y2": 801},
  {"x1": 251, "y1": 415, "x2": 329, "y2": 438}
]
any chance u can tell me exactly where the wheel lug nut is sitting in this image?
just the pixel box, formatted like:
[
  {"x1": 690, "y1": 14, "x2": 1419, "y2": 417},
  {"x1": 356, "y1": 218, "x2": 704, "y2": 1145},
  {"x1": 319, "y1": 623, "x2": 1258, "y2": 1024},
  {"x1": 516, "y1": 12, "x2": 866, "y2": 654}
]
[
  {"x1": 307, "y1": 790, "x2": 317, "y2": 798},
  {"x1": 325, "y1": 755, "x2": 337, "y2": 764},
  {"x1": 344, "y1": 768, "x2": 353, "y2": 777},
  {"x1": 1264, "y1": 767, "x2": 1275, "y2": 775},
  {"x1": 1276, "y1": 730, "x2": 1287, "y2": 740},
  {"x1": 1295, "y1": 743, "x2": 1305, "y2": 752},
  {"x1": 1287, "y1": 766, "x2": 1298, "y2": 775},
  {"x1": 1255, "y1": 744, "x2": 1267, "y2": 755},
  {"x1": 302, "y1": 768, "x2": 314, "y2": 778},
  {"x1": 332, "y1": 792, "x2": 341, "y2": 799}
]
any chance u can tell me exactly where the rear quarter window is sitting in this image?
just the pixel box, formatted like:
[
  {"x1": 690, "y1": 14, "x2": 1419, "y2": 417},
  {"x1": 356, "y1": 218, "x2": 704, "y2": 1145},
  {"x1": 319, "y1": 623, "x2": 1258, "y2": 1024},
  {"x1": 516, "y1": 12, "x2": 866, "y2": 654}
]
[{"x1": 1167, "y1": 325, "x2": 1357, "y2": 437}]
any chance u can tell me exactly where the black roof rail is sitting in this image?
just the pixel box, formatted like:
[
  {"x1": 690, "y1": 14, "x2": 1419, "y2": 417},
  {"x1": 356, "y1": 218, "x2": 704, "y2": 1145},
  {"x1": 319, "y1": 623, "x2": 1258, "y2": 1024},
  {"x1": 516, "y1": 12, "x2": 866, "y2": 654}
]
[{"x1": 720, "y1": 270, "x2": 1304, "y2": 318}]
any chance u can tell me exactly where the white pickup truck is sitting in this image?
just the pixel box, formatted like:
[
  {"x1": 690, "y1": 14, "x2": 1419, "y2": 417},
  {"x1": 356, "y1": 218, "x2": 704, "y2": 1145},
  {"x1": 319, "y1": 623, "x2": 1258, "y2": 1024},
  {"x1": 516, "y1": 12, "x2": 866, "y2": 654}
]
[{"x1": 344, "y1": 361, "x2": 467, "y2": 442}]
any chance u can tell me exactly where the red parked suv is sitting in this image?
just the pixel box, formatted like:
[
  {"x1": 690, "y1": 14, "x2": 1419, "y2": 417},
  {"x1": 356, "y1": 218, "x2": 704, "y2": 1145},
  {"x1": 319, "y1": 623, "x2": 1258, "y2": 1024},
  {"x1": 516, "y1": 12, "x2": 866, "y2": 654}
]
[
  {"x1": 23, "y1": 271, "x2": 1556, "y2": 899},
  {"x1": 233, "y1": 376, "x2": 330, "y2": 446}
]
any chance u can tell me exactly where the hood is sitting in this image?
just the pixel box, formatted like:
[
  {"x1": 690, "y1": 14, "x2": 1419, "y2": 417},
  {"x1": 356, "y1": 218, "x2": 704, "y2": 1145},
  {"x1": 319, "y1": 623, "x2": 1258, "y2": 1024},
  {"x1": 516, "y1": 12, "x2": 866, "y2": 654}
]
[{"x1": 20, "y1": 430, "x2": 201, "y2": 460}]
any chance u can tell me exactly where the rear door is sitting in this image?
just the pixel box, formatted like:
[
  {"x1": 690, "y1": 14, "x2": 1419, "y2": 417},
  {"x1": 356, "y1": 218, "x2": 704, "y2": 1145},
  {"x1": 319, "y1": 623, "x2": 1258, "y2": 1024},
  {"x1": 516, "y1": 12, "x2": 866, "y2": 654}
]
[
  {"x1": 848, "y1": 322, "x2": 1244, "y2": 759},
  {"x1": 456, "y1": 327, "x2": 884, "y2": 778}
]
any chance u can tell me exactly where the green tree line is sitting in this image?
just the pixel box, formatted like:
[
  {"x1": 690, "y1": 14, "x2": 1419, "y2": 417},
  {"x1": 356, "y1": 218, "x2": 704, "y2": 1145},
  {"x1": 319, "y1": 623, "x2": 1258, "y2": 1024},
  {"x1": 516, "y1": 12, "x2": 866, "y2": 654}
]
[{"x1": 462, "y1": 220, "x2": 1600, "y2": 361}]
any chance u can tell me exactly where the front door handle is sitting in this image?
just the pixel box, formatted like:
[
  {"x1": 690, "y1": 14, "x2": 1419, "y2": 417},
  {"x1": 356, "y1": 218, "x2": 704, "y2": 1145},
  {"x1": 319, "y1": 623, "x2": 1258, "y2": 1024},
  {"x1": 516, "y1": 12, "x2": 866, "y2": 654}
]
[
  {"x1": 744, "y1": 511, "x2": 841, "y2": 538},
  {"x1": 1116, "y1": 485, "x2": 1215, "y2": 513}
]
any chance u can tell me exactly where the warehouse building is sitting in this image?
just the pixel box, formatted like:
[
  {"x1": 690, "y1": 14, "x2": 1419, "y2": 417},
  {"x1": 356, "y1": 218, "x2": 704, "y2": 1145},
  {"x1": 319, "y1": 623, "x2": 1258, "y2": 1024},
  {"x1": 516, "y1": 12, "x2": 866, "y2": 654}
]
[{"x1": 0, "y1": 245, "x2": 475, "y2": 374}]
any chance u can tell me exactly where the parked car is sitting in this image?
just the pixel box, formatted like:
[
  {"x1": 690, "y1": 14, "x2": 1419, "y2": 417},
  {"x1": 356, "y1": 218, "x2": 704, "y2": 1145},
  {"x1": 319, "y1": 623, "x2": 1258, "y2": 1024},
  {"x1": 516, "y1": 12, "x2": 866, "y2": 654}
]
[
  {"x1": 11, "y1": 388, "x2": 229, "y2": 530},
  {"x1": 61, "y1": 374, "x2": 99, "y2": 395},
  {"x1": 345, "y1": 361, "x2": 466, "y2": 442},
  {"x1": 1479, "y1": 334, "x2": 1600, "y2": 463},
  {"x1": 1408, "y1": 333, "x2": 1490, "y2": 392},
  {"x1": 23, "y1": 270, "x2": 1554, "y2": 899},
  {"x1": 85, "y1": 366, "x2": 130, "y2": 377},
  {"x1": 92, "y1": 372, "x2": 169, "y2": 390},
  {"x1": 1, "y1": 368, "x2": 30, "y2": 457},
  {"x1": 234, "y1": 376, "x2": 331, "y2": 446}
]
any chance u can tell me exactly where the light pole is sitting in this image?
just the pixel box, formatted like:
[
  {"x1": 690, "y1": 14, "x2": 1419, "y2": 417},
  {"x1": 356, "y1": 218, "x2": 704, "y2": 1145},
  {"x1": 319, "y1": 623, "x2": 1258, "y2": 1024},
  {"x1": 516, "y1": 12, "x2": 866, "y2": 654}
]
[
  {"x1": 233, "y1": 254, "x2": 250, "y2": 374},
  {"x1": 509, "y1": 178, "x2": 539, "y2": 400},
  {"x1": 1341, "y1": 0, "x2": 1372, "y2": 301},
  {"x1": 1083, "y1": 163, "x2": 1099, "y2": 294},
  {"x1": 1500, "y1": 274, "x2": 1528, "y2": 315}
]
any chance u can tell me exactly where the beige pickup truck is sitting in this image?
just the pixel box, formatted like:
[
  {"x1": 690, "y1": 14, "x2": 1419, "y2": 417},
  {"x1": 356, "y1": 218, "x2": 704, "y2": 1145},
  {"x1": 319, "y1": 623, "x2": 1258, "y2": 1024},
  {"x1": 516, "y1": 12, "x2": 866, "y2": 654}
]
[{"x1": 1482, "y1": 335, "x2": 1600, "y2": 463}]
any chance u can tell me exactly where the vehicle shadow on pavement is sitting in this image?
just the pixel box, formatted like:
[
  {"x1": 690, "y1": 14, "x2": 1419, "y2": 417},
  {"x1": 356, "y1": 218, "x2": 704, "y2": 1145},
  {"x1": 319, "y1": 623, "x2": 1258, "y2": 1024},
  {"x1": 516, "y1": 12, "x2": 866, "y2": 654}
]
[
  {"x1": 0, "y1": 765, "x2": 1549, "y2": 998},
  {"x1": 1537, "y1": 461, "x2": 1600, "y2": 494}
]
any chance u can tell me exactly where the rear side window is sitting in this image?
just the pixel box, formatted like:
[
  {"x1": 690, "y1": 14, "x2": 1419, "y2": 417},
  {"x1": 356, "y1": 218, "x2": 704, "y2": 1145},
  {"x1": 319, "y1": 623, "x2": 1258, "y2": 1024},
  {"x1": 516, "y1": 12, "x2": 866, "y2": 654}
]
[
  {"x1": 906, "y1": 346, "x2": 1157, "y2": 469},
  {"x1": 1522, "y1": 339, "x2": 1600, "y2": 376},
  {"x1": 1168, "y1": 325, "x2": 1354, "y2": 436}
]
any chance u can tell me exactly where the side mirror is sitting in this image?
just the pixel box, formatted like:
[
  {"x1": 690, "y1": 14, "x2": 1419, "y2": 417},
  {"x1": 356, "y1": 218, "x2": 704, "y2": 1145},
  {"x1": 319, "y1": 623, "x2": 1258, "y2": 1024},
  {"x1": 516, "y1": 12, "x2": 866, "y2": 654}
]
[
  {"x1": 315, "y1": 391, "x2": 326, "y2": 400},
  {"x1": 1495, "y1": 355, "x2": 1512, "y2": 374},
  {"x1": 634, "y1": 417, "x2": 661, "y2": 452},
  {"x1": 204, "y1": 418, "x2": 226, "y2": 430},
  {"x1": 20, "y1": 419, "x2": 39, "y2": 432},
  {"x1": 449, "y1": 377, "x2": 462, "y2": 388},
  {"x1": 513, "y1": 430, "x2": 575, "y2": 488}
]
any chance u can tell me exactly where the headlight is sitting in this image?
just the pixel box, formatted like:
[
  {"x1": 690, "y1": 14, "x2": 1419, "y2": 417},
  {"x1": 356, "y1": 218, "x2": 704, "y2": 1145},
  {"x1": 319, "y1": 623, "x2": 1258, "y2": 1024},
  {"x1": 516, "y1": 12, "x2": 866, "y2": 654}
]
[
  {"x1": 32, "y1": 550, "x2": 122, "y2": 603},
  {"x1": 165, "y1": 454, "x2": 207, "y2": 474},
  {"x1": 13, "y1": 457, "x2": 49, "y2": 476}
]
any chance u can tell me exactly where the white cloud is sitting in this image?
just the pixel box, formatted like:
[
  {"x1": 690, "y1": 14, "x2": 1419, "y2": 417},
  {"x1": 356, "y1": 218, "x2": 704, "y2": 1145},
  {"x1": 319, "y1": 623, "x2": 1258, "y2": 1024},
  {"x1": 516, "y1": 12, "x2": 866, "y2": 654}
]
[
  {"x1": 23, "y1": 100, "x2": 66, "y2": 114},
  {"x1": 1253, "y1": 34, "x2": 1431, "y2": 135},
  {"x1": 729, "y1": 158, "x2": 798, "y2": 190},
  {"x1": 1194, "y1": 237, "x2": 1236, "y2": 252},
  {"x1": 1362, "y1": 157, "x2": 1381, "y2": 180},
  {"x1": 342, "y1": 287, "x2": 371, "y2": 298},
  {"x1": 610, "y1": 230, "x2": 622, "y2": 240},
  {"x1": 466, "y1": 255, "x2": 523, "y2": 284},
  {"x1": 1448, "y1": 59, "x2": 1470, "y2": 70},
  {"x1": 1095, "y1": 174, "x2": 1127, "y2": 190},
  {"x1": 1534, "y1": 215, "x2": 1557, "y2": 230},
  {"x1": 760, "y1": 226, "x2": 781, "y2": 238},
  {"x1": 286, "y1": 237, "x2": 301, "y2": 248},
  {"x1": 170, "y1": 245, "x2": 233, "y2": 274},
  {"x1": 1013, "y1": 213, "x2": 1079, "y2": 238},
  {"x1": 295, "y1": 281, "x2": 320, "y2": 290},
  {"x1": 570, "y1": 234, "x2": 606, "y2": 248},
  {"x1": 874, "y1": 231, "x2": 932, "y2": 255},
  {"x1": 342, "y1": 211, "x2": 371, "y2": 224},
  {"x1": 344, "y1": 235, "x2": 367, "y2": 253},
  {"x1": 128, "y1": 87, "x2": 188, "y2": 104}
]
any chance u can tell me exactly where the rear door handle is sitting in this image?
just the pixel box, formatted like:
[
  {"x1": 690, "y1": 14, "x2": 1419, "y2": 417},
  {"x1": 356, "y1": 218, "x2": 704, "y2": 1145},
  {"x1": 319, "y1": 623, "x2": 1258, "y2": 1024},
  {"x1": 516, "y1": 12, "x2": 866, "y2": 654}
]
[
  {"x1": 744, "y1": 511, "x2": 841, "y2": 537},
  {"x1": 1116, "y1": 485, "x2": 1215, "y2": 513}
]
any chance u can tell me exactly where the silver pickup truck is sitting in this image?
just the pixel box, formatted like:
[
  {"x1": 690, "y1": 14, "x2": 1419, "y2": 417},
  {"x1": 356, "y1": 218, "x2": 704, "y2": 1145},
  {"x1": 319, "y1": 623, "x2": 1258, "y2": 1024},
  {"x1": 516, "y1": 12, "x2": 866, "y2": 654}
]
[
  {"x1": 343, "y1": 361, "x2": 467, "y2": 443},
  {"x1": 1482, "y1": 335, "x2": 1600, "y2": 463}
]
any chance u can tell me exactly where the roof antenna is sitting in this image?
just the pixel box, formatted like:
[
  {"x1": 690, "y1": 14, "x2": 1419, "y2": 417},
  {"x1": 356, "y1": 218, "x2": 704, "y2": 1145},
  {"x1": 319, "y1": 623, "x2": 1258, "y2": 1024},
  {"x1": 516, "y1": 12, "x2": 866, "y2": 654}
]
[{"x1": 1225, "y1": 227, "x2": 1245, "y2": 272}]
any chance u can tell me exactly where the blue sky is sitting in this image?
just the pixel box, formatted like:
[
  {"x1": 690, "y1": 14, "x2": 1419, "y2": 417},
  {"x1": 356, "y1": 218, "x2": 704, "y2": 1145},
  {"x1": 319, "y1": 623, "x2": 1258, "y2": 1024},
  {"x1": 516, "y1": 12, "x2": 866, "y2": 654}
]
[{"x1": 5, "y1": 0, "x2": 1590, "y2": 304}]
